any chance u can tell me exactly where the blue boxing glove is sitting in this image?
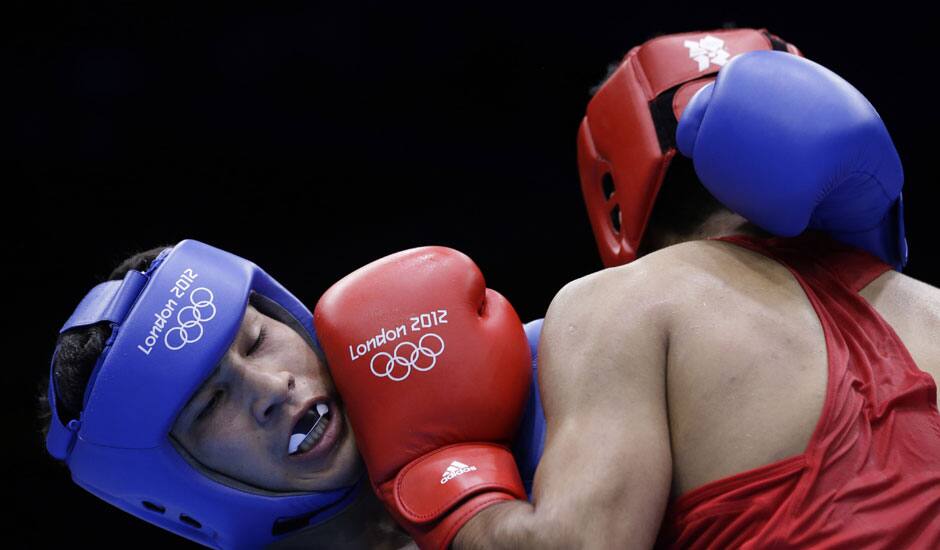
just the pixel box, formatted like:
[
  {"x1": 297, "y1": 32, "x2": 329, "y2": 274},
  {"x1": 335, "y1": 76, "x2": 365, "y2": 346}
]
[
  {"x1": 676, "y1": 50, "x2": 907, "y2": 269},
  {"x1": 512, "y1": 319, "x2": 546, "y2": 498}
]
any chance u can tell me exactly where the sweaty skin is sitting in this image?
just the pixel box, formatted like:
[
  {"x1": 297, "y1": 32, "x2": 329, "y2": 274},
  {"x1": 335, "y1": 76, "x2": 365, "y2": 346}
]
[
  {"x1": 170, "y1": 303, "x2": 361, "y2": 492},
  {"x1": 455, "y1": 224, "x2": 940, "y2": 549},
  {"x1": 170, "y1": 304, "x2": 414, "y2": 548}
]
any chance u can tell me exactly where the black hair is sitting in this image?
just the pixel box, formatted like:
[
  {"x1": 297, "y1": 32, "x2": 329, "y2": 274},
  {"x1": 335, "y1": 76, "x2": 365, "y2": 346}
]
[
  {"x1": 636, "y1": 155, "x2": 728, "y2": 256},
  {"x1": 36, "y1": 246, "x2": 171, "y2": 450}
]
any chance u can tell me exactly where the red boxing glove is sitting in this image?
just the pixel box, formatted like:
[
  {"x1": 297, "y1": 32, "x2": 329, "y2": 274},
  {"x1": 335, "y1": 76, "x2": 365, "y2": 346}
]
[{"x1": 314, "y1": 247, "x2": 531, "y2": 550}]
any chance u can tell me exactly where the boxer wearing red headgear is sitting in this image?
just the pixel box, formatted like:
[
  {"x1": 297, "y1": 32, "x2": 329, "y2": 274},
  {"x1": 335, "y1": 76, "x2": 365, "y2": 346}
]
[
  {"x1": 466, "y1": 29, "x2": 935, "y2": 549},
  {"x1": 578, "y1": 28, "x2": 906, "y2": 270},
  {"x1": 578, "y1": 28, "x2": 801, "y2": 266},
  {"x1": 320, "y1": 29, "x2": 939, "y2": 549}
]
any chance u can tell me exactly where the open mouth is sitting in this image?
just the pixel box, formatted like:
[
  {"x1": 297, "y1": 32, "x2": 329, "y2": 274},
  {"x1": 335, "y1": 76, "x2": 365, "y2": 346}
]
[{"x1": 288, "y1": 402, "x2": 331, "y2": 456}]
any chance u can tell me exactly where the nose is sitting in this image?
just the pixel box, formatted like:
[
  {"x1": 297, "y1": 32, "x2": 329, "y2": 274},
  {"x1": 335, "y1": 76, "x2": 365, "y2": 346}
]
[{"x1": 237, "y1": 364, "x2": 296, "y2": 425}]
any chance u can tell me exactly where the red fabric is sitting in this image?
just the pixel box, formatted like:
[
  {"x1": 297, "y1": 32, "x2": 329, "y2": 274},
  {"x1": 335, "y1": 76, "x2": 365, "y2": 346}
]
[{"x1": 656, "y1": 233, "x2": 940, "y2": 549}]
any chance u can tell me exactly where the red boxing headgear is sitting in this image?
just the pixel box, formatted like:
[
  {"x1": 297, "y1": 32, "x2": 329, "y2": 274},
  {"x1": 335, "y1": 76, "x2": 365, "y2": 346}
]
[{"x1": 577, "y1": 28, "x2": 802, "y2": 267}]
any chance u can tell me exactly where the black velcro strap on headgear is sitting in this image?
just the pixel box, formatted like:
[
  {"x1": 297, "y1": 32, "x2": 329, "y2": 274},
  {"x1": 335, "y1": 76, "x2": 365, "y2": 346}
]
[
  {"x1": 763, "y1": 31, "x2": 791, "y2": 52},
  {"x1": 649, "y1": 86, "x2": 681, "y2": 155}
]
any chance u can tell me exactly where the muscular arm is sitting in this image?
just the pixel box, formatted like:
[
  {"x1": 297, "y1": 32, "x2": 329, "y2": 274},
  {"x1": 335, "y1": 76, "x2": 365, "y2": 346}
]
[{"x1": 454, "y1": 266, "x2": 674, "y2": 549}]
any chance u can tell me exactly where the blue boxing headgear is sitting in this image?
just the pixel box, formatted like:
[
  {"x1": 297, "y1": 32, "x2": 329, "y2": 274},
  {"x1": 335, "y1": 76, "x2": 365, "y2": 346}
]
[{"x1": 45, "y1": 240, "x2": 360, "y2": 549}]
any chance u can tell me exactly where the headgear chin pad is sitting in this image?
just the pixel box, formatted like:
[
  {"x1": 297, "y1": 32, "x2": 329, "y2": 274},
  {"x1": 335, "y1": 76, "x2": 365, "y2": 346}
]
[
  {"x1": 45, "y1": 239, "x2": 360, "y2": 549},
  {"x1": 577, "y1": 28, "x2": 801, "y2": 266}
]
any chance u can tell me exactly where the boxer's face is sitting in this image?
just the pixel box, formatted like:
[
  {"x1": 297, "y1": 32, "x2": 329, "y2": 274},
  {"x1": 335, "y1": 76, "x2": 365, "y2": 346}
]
[{"x1": 170, "y1": 303, "x2": 361, "y2": 492}]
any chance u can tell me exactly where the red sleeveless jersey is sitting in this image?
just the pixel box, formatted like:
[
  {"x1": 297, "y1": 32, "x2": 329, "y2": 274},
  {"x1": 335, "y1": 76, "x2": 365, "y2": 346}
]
[{"x1": 656, "y1": 233, "x2": 940, "y2": 549}]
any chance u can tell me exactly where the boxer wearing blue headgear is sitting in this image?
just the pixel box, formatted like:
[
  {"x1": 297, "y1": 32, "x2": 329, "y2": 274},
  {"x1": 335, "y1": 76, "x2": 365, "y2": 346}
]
[{"x1": 41, "y1": 240, "x2": 412, "y2": 549}]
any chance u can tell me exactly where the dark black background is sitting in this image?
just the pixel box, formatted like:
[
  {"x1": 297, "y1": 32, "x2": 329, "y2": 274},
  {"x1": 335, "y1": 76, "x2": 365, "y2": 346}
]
[{"x1": 11, "y1": 1, "x2": 937, "y2": 547}]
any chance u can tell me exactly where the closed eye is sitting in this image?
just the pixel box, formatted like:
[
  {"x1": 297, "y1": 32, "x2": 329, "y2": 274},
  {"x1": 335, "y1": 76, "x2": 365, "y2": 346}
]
[
  {"x1": 194, "y1": 325, "x2": 266, "y2": 423},
  {"x1": 198, "y1": 390, "x2": 222, "y2": 420},
  {"x1": 247, "y1": 325, "x2": 267, "y2": 356}
]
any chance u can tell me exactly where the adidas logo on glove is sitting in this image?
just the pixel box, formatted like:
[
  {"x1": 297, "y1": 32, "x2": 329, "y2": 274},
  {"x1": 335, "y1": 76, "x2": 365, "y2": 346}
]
[{"x1": 440, "y1": 461, "x2": 478, "y2": 484}]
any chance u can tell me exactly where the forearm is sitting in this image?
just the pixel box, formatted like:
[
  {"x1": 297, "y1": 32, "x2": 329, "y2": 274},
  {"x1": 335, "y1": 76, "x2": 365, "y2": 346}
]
[
  {"x1": 452, "y1": 500, "x2": 570, "y2": 550},
  {"x1": 451, "y1": 488, "x2": 651, "y2": 550}
]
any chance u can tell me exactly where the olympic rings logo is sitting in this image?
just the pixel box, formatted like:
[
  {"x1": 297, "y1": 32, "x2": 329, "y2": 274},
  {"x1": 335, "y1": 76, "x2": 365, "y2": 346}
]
[
  {"x1": 369, "y1": 333, "x2": 445, "y2": 382},
  {"x1": 165, "y1": 287, "x2": 217, "y2": 351}
]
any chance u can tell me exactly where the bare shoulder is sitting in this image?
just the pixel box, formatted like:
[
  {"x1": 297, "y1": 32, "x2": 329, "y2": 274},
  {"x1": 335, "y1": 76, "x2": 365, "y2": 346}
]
[
  {"x1": 534, "y1": 240, "x2": 683, "y2": 548},
  {"x1": 861, "y1": 269, "x2": 940, "y2": 382},
  {"x1": 548, "y1": 239, "x2": 792, "y2": 320},
  {"x1": 862, "y1": 268, "x2": 940, "y2": 314},
  {"x1": 538, "y1": 239, "x2": 784, "y2": 395},
  {"x1": 543, "y1": 246, "x2": 675, "y2": 342},
  {"x1": 540, "y1": 248, "x2": 676, "y2": 397}
]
